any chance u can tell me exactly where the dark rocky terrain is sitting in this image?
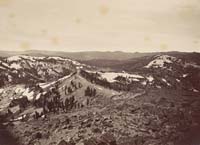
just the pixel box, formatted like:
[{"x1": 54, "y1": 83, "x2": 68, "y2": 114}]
[{"x1": 0, "y1": 51, "x2": 200, "y2": 145}]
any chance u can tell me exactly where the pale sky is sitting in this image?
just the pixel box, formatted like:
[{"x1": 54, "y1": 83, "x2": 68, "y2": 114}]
[{"x1": 0, "y1": 0, "x2": 199, "y2": 52}]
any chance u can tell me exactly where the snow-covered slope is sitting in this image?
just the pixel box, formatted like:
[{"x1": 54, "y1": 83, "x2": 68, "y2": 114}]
[
  {"x1": 142, "y1": 54, "x2": 200, "y2": 92},
  {"x1": 86, "y1": 70, "x2": 144, "y2": 83},
  {"x1": 0, "y1": 55, "x2": 90, "y2": 87},
  {"x1": 100, "y1": 72, "x2": 144, "y2": 82},
  {"x1": 145, "y1": 55, "x2": 181, "y2": 69},
  {"x1": 80, "y1": 54, "x2": 200, "y2": 92},
  {"x1": 1, "y1": 53, "x2": 200, "y2": 113}
]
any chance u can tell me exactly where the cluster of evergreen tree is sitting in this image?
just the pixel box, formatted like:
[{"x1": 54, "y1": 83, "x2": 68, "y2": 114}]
[
  {"x1": 85, "y1": 86, "x2": 97, "y2": 97},
  {"x1": 80, "y1": 70, "x2": 132, "y2": 91},
  {"x1": 9, "y1": 97, "x2": 29, "y2": 112},
  {"x1": 67, "y1": 86, "x2": 73, "y2": 94},
  {"x1": 37, "y1": 80, "x2": 85, "y2": 114},
  {"x1": 80, "y1": 70, "x2": 111, "y2": 88},
  {"x1": 42, "y1": 87, "x2": 61, "y2": 114},
  {"x1": 64, "y1": 81, "x2": 82, "y2": 95},
  {"x1": 63, "y1": 95, "x2": 84, "y2": 111},
  {"x1": 33, "y1": 86, "x2": 84, "y2": 115}
]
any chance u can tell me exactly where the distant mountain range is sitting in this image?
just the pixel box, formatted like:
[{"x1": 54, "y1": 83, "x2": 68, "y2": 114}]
[{"x1": 0, "y1": 50, "x2": 184, "y2": 60}]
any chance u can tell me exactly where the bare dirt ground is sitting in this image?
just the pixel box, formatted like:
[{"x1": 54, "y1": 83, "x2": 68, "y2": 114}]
[{"x1": 3, "y1": 88, "x2": 200, "y2": 145}]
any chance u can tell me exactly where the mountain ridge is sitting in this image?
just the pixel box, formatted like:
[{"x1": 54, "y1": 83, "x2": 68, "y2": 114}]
[
  {"x1": 0, "y1": 52, "x2": 200, "y2": 145},
  {"x1": 1, "y1": 50, "x2": 196, "y2": 61}
]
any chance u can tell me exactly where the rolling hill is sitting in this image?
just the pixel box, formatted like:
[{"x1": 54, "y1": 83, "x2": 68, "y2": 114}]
[{"x1": 0, "y1": 52, "x2": 200, "y2": 145}]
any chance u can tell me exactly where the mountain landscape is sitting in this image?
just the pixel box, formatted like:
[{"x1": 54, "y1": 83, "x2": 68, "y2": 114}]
[
  {"x1": 0, "y1": 50, "x2": 161, "y2": 60},
  {"x1": 0, "y1": 51, "x2": 200, "y2": 145}
]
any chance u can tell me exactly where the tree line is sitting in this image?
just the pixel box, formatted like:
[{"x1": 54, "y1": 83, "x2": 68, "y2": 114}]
[{"x1": 80, "y1": 70, "x2": 136, "y2": 91}]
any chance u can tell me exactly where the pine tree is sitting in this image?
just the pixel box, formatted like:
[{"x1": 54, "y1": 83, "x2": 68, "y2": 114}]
[
  {"x1": 78, "y1": 82, "x2": 82, "y2": 88},
  {"x1": 65, "y1": 98, "x2": 69, "y2": 111},
  {"x1": 85, "y1": 86, "x2": 90, "y2": 96},
  {"x1": 70, "y1": 96, "x2": 75, "y2": 109},
  {"x1": 92, "y1": 88, "x2": 96, "y2": 96},
  {"x1": 68, "y1": 87, "x2": 73, "y2": 94},
  {"x1": 86, "y1": 98, "x2": 90, "y2": 106}
]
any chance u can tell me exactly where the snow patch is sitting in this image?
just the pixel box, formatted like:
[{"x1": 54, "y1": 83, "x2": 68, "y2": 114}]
[
  {"x1": 183, "y1": 74, "x2": 188, "y2": 78},
  {"x1": 132, "y1": 78, "x2": 140, "y2": 82},
  {"x1": 76, "y1": 66, "x2": 83, "y2": 69},
  {"x1": 42, "y1": 91, "x2": 47, "y2": 95},
  {"x1": 8, "y1": 75, "x2": 12, "y2": 82},
  {"x1": 192, "y1": 88, "x2": 199, "y2": 93},
  {"x1": 47, "y1": 56, "x2": 66, "y2": 61},
  {"x1": 112, "y1": 92, "x2": 116, "y2": 95},
  {"x1": 72, "y1": 60, "x2": 81, "y2": 65},
  {"x1": 0, "y1": 88, "x2": 4, "y2": 93},
  {"x1": 47, "y1": 56, "x2": 82, "y2": 66},
  {"x1": 39, "y1": 74, "x2": 72, "y2": 89},
  {"x1": 7, "y1": 56, "x2": 22, "y2": 61},
  {"x1": 0, "y1": 66, "x2": 5, "y2": 70},
  {"x1": 146, "y1": 76, "x2": 154, "y2": 82},
  {"x1": 99, "y1": 72, "x2": 144, "y2": 83},
  {"x1": 36, "y1": 93, "x2": 41, "y2": 100},
  {"x1": 7, "y1": 55, "x2": 46, "y2": 62},
  {"x1": 98, "y1": 87, "x2": 103, "y2": 90},
  {"x1": 15, "y1": 87, "x2": 26, "y2": 94},
  {"x1": 39, "y1": 81, "x2": 56, "y2": 89},
  {"x1": 141, "y1": 81, "x2": 147, "y2": 86},
  {"x1": 162, "y1": 78, "x2": 171, "y2": 86},
  {"x1": 2, "y1": 62, "x2": 9, "y2": 68},
  {"x1": 156, "y1": 85, "x2": 161, "y2": 89},
  {"x1": 10, "y1": 63, "x2": 22, "y2": 69},
  {"x1": 22, "y1": 88, "x2": 34, "y2": 100},
  {"x1": 145, "y1": 55, "x2": 177, "y2": 68}
]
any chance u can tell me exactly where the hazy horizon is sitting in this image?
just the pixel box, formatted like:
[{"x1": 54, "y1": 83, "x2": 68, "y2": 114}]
[{"x1": 0, "y1": 0, "x2": 199, "y2": 52}]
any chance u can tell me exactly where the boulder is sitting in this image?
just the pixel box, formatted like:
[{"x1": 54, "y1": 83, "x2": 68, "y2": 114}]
[
  {"x1": 57, "y1": 140, "x2": 68, "y2": 145},
  {"x1": 83, "y1": 133, "x2": 116, "y2": 145},
  {"x1": 57, "y1": 140, "x2": 75, "y2": 145},
  {"x1": 100, "y1": 133, "x2": 116, "y2": 145}
]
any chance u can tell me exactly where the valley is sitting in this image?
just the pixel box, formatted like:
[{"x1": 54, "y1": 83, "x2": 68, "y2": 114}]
[{"x1": 0, "y1": 51, "x2": 200, "y2": 145}]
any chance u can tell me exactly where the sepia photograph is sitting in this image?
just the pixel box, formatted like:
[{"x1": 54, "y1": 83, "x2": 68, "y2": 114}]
[{"x1": 0, "y1": 0, "x2": 200, "y2": 145}]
